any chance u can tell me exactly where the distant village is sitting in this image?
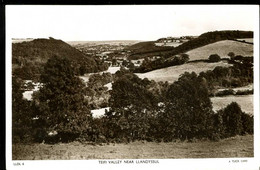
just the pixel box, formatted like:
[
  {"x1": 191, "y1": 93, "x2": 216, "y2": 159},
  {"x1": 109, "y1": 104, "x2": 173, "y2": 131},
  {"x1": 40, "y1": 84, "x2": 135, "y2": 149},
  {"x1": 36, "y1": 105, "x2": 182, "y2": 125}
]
[{"x1": 72, "y1": 36, "x2": 197, "y2": 68}]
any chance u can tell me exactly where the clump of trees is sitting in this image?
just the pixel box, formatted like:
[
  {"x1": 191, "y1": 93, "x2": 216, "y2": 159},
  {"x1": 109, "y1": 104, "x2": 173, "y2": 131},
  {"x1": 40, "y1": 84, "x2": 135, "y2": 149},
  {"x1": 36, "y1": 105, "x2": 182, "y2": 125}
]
[
  {"x1": 85, "y1": 72, "x2": 113, "y2": 109},
  {"x1": 159, "y1": 72, "x2": 214, "y2": 141},
  {"x1": 199, "y1": 55, "x2": 253, "y2": 95},
  {"x1": 208, "y1": 54, "x2": 221, "y2": 62},
  {"x1": 31, "y1": 55, "x2": 93, "y2": 143},
  {"x1": 212, "y1": 102, "x2": 253, "y2": 139}
]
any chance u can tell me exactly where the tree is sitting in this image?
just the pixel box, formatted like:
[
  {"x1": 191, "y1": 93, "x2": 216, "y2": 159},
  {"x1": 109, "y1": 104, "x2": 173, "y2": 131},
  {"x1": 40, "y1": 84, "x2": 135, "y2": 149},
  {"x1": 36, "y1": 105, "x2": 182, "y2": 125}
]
[
  {"x1": 163, "y1": 72, "x2": 214, "y2": 141},
  {"x1": 106, "y1": 71, "x2": 158, "y2": 141},
  {"x1": 221, "y1": 102, "x2": 244, "y2": 136},
  {"x1": 228, "y1": 52, "x2": 235, "y2": 60},
  {"x1": 35, "y1": 55, "x2": 92, "y2": 142},
  {"x1": 209, "y1": 54, "x2": 221, "y2": 62},
  {"x1": 12, "y1": 76, "x2": 33, "y2": 143}
]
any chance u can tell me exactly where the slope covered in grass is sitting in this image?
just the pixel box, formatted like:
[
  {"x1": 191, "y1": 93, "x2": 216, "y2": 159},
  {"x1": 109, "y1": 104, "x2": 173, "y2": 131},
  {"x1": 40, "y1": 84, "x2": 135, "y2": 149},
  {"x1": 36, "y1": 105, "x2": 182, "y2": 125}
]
[
  {"x1": 186, "y1": 40, "x2": 253, "y2": 61},
  {"x1": 135, "y1": 61, "x2": 231, "y2": 83}
]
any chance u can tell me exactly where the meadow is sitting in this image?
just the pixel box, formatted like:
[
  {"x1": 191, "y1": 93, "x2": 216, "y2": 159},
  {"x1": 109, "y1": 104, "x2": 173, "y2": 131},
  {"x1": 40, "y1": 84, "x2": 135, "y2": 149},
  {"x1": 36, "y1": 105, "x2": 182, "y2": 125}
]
[
  {"x1": 12, "y1": 135, "x2": 253, "y2": 160},
  {"x1": 186, "y1": 40, "x2": 253, "y2": 61},
  {"x1": 135, "y1": 61, "x2": 230, "y2": 83}
]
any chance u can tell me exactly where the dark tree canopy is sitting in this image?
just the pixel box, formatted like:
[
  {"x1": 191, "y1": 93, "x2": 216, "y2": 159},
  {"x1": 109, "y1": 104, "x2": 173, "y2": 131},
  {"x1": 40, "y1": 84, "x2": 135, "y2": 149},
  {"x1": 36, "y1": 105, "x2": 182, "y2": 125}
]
[
  {"x1": 35, "y1": 55, "x2": 92, "y2": 142},
  {"x1": 209, "y1": 54, "x2": 221, "y2": 62},
  {"x1": 163, "y1": 72, "x2": 214, "y2": 140}
]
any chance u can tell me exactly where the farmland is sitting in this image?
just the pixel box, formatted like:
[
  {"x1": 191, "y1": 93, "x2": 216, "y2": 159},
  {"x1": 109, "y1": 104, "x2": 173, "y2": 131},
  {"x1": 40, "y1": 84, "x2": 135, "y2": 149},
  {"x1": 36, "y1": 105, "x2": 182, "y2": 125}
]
[
  {"x1": 12, "y1": 135, "x2": 253, "y2": 160},
  {"x1": 135, "y1": 61, "x2": 230, "y2": 83},
  {"x1": 186, "y1": 40, "x2": 253, "y2": 61}
]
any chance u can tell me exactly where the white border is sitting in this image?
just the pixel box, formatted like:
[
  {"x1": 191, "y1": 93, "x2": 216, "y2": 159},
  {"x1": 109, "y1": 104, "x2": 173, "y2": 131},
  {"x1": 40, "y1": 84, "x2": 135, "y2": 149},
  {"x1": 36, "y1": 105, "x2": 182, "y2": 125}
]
[{"x1": 5, "y1": 5, "x2": 260, "y2": 170}]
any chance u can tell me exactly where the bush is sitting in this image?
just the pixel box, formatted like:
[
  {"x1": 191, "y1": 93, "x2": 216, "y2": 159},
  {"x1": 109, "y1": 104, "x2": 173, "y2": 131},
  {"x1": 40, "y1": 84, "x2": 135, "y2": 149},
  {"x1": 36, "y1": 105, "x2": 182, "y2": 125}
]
[{"x1": 209, "y1": 54, "x2": 221, "y2": 62}]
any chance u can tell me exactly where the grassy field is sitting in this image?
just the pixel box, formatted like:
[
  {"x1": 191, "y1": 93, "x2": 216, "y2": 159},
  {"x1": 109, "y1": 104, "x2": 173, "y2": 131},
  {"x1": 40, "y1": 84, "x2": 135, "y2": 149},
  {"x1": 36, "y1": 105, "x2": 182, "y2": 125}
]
[
  {"x1": 186, "y1": 40, "x2": 253, "y2": 61},
  {"x1": 13, "y1": 135, "x2": 253, "y2": 160},
  {"x1": 135, "y1": 61, "x2": 230, "y2": 83},
  {"x1": 211, "y1": 95, "x2": 253, "y2": 115}
]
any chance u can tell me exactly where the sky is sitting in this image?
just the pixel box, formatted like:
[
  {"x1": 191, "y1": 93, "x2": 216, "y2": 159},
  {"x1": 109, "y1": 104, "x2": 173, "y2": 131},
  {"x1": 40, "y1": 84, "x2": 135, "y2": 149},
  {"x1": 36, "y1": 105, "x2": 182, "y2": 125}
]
[{"x1": 6, "y1": 5, "x2": 259, "y2": 41}]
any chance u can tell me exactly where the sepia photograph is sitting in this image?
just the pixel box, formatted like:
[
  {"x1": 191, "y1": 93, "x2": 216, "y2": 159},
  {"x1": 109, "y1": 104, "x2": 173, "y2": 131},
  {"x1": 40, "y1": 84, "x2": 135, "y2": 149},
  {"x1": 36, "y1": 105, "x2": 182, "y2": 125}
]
[{"x1": 5, "y1": 5, "x2": 259, "y2": 170}]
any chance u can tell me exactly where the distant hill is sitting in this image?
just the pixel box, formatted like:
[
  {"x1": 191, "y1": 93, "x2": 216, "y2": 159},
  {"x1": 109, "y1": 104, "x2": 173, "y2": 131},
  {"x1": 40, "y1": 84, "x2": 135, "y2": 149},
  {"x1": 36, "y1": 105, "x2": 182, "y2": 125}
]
[
  {"x1": 126, "y1": 41, "x2": 174, "y2": 60},
  {"x1": 128, "y1": 30, "x2": 253, "y2": 60},
  {"x1": 12, "y1": 38, "x2": 108, "y2": 80},
  {"x1": 67, "y1": 40, "x2": 141, "y2": 46},
  {"x1": 133, "y1": 30, "x2": 253, "y2": 72},
  {"x1": 164, "y1": 30, "x2": 253, "y2": 58},
  {"x1": 186, "y1": 40, "x2": 253, "y2": 61}
]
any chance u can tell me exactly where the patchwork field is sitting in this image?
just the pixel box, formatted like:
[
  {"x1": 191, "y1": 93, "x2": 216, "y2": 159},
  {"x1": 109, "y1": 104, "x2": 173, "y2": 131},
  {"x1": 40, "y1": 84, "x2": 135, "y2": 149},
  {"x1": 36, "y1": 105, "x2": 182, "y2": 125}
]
[
  {"x1": 135, "y1": 61, "x2": 230, "y2": 83},
  {"x1": 186, "y1": 40, "x2": 253, "y2": 61},
  {"x1": 211, "y1": 95, "x2": 253, "y2": 115},
  {"x1": 12, "y1": 135, "x2": 253, "y2": 160}
]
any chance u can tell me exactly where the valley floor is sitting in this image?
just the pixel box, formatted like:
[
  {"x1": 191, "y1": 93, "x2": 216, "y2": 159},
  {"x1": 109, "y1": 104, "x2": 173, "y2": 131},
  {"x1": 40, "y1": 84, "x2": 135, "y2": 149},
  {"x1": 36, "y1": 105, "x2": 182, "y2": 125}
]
[{"x1": 12, "y1": 135, "x2": 253, "y2": 160}]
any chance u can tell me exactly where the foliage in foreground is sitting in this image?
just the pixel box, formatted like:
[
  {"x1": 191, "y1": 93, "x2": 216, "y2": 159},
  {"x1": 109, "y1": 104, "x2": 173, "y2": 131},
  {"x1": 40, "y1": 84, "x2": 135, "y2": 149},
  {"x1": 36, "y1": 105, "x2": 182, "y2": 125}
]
[{"x1": 12, "y1": 57, "x2": 254, "y2": 144}]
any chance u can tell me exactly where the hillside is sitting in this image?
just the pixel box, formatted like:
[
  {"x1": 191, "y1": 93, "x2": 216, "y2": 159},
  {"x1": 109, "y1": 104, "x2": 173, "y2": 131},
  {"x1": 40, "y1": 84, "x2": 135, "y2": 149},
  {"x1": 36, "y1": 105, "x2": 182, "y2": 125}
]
[
  {"x1": 128, "y1": 31, "x2": 253, "y2": 60},
  {"x1": 12, "y1": 38, "x2": 107, "y2": 80},
  {"x1": 131, "y1": 30, "x2": 253, "y2": 72},
  {"x1": 126, "y1": 41, "x2": 174, "y2": 60},
  {"x1": 135, "y1": 61, "x2": 231, "y2": 83},
  {"x1": 186, "y1": 40, "x2": 253, "y2": 61}
]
